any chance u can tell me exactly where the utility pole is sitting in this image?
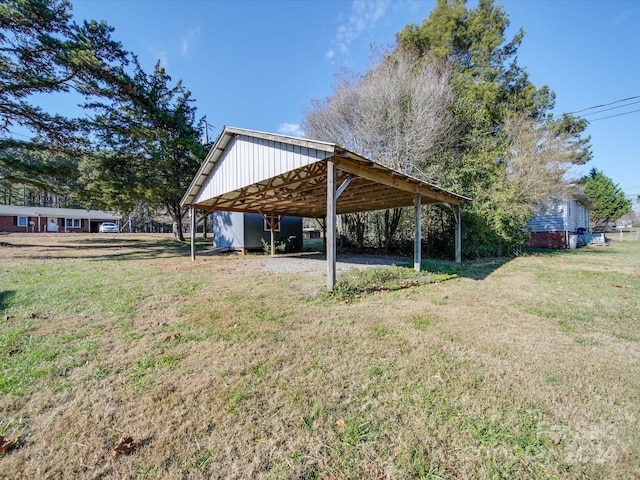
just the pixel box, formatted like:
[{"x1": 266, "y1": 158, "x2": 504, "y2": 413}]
[{"x1": 202, "y1": 120, "x2": 209, "y2": 145}]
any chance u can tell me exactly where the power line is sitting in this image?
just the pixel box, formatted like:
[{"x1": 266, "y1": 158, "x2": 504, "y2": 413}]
[
  {"x1": 566, "y1": 95, "x2": 640, "y2": 115},
  {"x1": 580, "y1": 99, "x2": 640, "y2": 117},
  {"x1": 589, "y1": 108, "x2": 640, "y2": 122}
]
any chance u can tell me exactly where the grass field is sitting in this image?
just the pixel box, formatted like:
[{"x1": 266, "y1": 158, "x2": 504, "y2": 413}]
[{"x1": 1, "y1": 233, "x2": 639, "y2": 479}]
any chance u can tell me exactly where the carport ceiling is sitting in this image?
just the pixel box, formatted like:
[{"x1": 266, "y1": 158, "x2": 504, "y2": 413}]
[{"x1": 181, "y1": 126, "x2": 468, "y2": 217}]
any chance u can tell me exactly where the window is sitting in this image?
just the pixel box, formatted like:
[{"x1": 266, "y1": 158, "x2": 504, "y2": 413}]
[
  {"x1": 263, "y1": 215, "x2": 281, "y2": 232},
  {"x1": 17, "y1": 216, "x2": 28, "y2": 227},
  {"x1": 66, "y1": 218, "x2": 81, "y2": 228}
]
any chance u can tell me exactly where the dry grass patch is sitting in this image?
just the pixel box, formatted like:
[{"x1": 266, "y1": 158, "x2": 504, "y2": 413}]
[{"x1": 1, "y1": 234, "x2": 639, "y2": 479}]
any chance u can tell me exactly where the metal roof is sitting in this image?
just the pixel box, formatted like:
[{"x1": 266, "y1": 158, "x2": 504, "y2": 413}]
[{"x1": 181, "y1": 126, "x2": 469, "y2": 217}]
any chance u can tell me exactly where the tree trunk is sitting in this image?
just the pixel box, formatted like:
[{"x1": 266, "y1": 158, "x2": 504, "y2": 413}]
[
  {"x1": 202, "y1": 213, "x2": 208, "y2": 239},
  {"x1": 383, "y1": 208, "x2": 404, "y2": 253},
  {"x1": 171, "y1": 208, "x2": 185, "y2": 242},
  {"x1": 353, "y1": 212, "x2": 366, "y2": 250}
]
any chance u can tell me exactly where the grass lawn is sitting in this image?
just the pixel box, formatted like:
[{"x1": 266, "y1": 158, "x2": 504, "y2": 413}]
[{"x1": 1, "y1": 233, "x2": 639, "y2": 479}]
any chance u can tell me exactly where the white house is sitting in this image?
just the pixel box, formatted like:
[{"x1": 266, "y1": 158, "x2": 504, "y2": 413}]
[{"x1": 525, "y1": 191, "x2": 593, "y2": 248}]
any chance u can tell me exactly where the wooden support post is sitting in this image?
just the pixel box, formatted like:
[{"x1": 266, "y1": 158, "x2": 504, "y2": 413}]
[
  {"x1": 270, "y1": 214, "x2": 276, "y2": 257},
  {"x1": 190, "y1": 205, "x2": 196, "y2": 261},
  {"x1": 414, "y1": 193, "x2": 422, "y2": 272},
  {"x1": 454, "y1": 204, "x2": 461, "y2": 263},
  {"x1": 326, "y1": 158, "x2": 337, "y2": 290}
]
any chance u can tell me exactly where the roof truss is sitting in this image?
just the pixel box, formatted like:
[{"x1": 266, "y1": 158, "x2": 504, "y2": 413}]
[{"x1": 182, "y1": 127, "x2": 468, "y2": 218}]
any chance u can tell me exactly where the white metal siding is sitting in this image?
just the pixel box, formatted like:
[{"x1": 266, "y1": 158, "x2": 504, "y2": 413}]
[
  {"x1": 213, "y1": 211, "x2": 244, "y2": 248},
  {"x1": 527, "y1": 198, "x2": 565, "y2": 232},
  {"x1": 195, "y1": 135, "x2": 328, "y2": 204},
  {"x1": 566, "y1": 198, "x2": 590, "y2": 232},
  {"x1": 527, "y1": 197, "x2": 591, "y2": 233}
]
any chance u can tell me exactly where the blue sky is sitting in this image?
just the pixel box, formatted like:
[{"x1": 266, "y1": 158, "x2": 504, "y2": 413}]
[{"x1": 59, "y1": 0, "x2": 640, "y2": 205}]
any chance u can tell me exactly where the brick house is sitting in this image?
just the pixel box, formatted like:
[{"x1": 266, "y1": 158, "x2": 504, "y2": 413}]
[{"x1": 0, "y1": 205, "x2": 121, "y2": 233}]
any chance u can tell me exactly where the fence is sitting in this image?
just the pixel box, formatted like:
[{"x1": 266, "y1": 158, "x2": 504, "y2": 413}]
[{"x1": 612, "y1": 229, "x2": 640, "y2": 242}]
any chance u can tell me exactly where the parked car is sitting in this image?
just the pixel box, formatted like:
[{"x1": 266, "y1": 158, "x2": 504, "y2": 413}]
[{"x1": 99, "y1": 222, "x2": 119, "y2": 233}]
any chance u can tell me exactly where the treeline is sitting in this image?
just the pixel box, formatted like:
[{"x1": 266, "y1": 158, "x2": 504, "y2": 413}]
[
  {"x1": 1, "y1": 0, "x2": 628, "y2": 253},
  {"x1": 304, "y1": 0, "x2": 593, "y2": 257},
  {"x1": 0, "y1": 0, "x2": 205, "y2": 240}
]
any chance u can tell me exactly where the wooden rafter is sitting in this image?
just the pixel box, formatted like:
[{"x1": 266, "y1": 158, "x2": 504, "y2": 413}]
[{"x1": 186, "y1": 131, "x2": 467, "y2": 217}]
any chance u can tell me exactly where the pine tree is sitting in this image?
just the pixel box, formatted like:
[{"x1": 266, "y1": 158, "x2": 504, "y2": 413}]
[
  {"x1": 582, "y1": 168, "x2": 631, "y2": 230},
  {"x1": 84, "y1": 60, "x2": 206, "y2": 241},
  {"x1": 0, "y1": 0, "x2": 129, "y2": 197}
]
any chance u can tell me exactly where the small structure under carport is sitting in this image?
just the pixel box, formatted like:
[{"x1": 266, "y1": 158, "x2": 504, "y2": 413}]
[
  {"x1": 180, "y1": 126, "x2": 469, "y2": 289},
  {"x1": 212, "y1": 211, "x2": 303, "y2": 252}
]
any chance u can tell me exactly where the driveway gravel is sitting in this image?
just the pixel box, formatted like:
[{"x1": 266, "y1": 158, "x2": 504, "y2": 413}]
[{"x1": 255, "y1": 252, "x2": 410, "y2": 276}]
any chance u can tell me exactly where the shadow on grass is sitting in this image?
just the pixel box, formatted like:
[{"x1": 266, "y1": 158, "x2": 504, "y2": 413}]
[
  {"x1": 5, "y1": 236, "x2": 213, "y2": 262},
  {"x1": 418, "y1": 257, "x2": 512, "y2": 281},
  {"x1": 0, "y1": 290, "x2": 15, "y2": 312}
]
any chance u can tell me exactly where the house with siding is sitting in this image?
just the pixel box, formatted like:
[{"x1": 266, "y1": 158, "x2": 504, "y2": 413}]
[
  {"x1": 0, "y1": 205, "x2": 121, "y2": 233},
  {"x1": 525, "y1": 191, "x2": 593, "y2": 249}
]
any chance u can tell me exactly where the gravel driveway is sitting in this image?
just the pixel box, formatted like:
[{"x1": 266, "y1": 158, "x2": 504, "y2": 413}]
[{"x1": 256, "y1": 252, "x2": 410, "y2": 276}]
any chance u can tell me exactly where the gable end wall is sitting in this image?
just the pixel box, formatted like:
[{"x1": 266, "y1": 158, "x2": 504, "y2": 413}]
[{"x1": 195, "y1": 135, "x2": 329, "y2": 205}]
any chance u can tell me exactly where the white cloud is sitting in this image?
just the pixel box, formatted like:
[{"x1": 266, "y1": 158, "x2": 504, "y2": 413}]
[
  {"x1": 180, "y1": 26, "x2": 201, "y2": 56},
  {"x1": 326, "y1": 49, "x2": 335, "y2": 60},
  {"x1": 329, "y1": 0, "x2": 391, "y2": 57},
  {"x1": 277, "y1": 123, "x2": 305, "y2": 137}
]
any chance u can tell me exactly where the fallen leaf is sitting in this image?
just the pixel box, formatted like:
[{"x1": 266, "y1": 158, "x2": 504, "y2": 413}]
[
  {"x1": 618, "y1": 294, "x2": 628, "y2": 300},
  {"x1": 0, "y1": 435, "x2": 16, "y2": 454},
  {"x1": 112, "y1": 436, "x2": 138, "y2": 457},
  {"x1": 611, "y1": 283, "x2": 626, "y2": 288},
  {"x1": 472, "y1": 297, "x2": 479, "y2": 302},
  {"x1": 28, "y1": 312, "x2": 38, "y2": 319},
  {"x1": 335, "y1": 419, "x2": 345, "y2": 427}
]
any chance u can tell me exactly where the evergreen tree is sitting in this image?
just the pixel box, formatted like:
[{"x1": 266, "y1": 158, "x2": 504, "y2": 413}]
[
  {"x1": 582, "y1": 168, "x2": 631, "y2": 230},
  {"x1": 83, "y1": 59, "x2": 206, "y2": 241},
  {"x1": 0, "y1": 0, "x2": 130, "y2": 196}
]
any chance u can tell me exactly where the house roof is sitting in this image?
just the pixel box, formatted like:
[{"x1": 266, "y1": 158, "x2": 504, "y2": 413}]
[
  {"x1": 567, "y1": 184, "x2": 595, "y2": 211},
  {"x1": 0, "y1": 205, "x2": 121, "y2": 220},
  {"x1": 181, "y1": 126, "x2": 468, "y2": 217}
]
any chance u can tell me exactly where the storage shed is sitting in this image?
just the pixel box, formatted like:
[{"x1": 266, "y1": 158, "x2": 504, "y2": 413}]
[
  {"x1": 213, "y1": 211, "x2": 302, "y2": 252},
  {"x1": 181, "y1": 126, "x2": 469, "y2": 289}
]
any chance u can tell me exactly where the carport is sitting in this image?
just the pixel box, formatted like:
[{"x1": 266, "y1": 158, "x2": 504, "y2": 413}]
[{"x1": 180, "y1": 126, "x2": 469, "y2": 289}]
